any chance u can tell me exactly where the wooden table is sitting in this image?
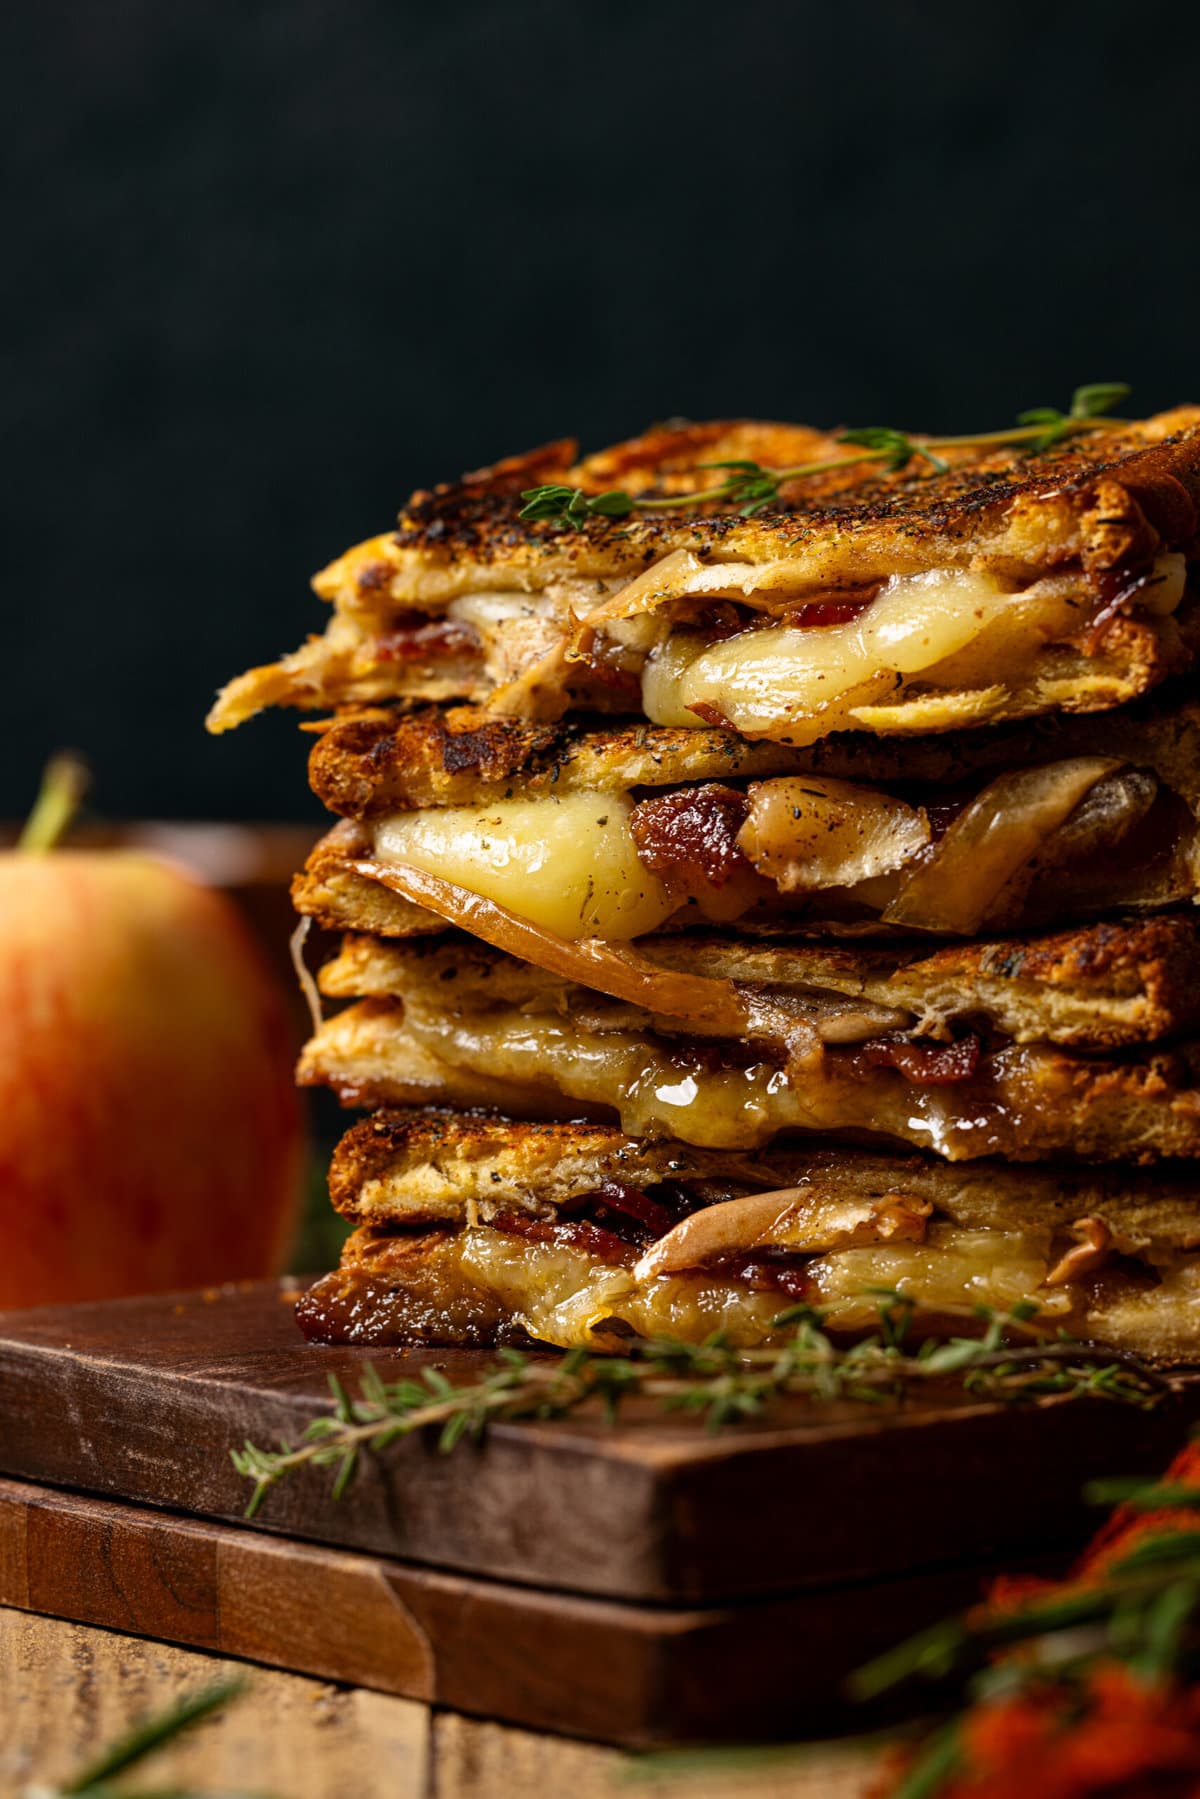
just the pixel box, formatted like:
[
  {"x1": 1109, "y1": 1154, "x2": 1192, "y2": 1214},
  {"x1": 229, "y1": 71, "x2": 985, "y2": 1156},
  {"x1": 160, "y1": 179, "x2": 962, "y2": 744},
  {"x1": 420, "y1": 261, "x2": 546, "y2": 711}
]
[{"x1": 0, "y1": 1609, "x2": 878, "y2": 1797}]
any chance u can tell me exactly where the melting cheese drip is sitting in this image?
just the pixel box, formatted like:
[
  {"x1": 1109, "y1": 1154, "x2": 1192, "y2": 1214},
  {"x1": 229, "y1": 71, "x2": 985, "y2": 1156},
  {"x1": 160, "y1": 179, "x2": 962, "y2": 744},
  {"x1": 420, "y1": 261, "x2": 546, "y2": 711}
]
[
  {"x1": 373, "y1": 794, "x2": 675, "y2": 940},
  {"x1": 400, "y1": 1003, "x2": 1019, "y2": 1155},
  {"x1": 456, "y1": 1222, "x2": 1067, "y2": 1349},
  {"x1": 643, "y1": 568, "x2": 1058, "y2": 738}
]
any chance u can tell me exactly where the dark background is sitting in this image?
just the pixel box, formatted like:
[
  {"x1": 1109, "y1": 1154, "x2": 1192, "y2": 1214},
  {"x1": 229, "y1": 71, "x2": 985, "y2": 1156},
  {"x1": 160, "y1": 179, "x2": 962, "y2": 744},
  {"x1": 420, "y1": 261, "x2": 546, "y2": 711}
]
[{"x1": 6, "y1": 0, "x2": 1199, "y2": 823}]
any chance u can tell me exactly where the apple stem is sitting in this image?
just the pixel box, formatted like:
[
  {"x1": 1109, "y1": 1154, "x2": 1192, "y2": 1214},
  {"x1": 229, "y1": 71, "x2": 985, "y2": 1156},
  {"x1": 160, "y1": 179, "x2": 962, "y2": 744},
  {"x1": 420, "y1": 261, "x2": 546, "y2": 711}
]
[{"x1": 18, "y1": 753, "x2": 91, "y2": 853}]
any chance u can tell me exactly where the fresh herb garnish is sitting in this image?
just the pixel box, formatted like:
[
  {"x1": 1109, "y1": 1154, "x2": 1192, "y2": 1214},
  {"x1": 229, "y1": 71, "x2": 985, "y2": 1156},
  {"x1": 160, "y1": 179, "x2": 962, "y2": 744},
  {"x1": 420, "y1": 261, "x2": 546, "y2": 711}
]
[
  {"x1": 1016, "y1": 380, "x2": 1134, "y2": 451},
  {"x1": 632, "y1": 1436, "x2": 1200, "y2": 1794},
  {"x1": 512, "y1": 483, "x2": 636, "y2": 527},
  {"x1": 232, "y1": 1298, "x2": 1164, "y2": 1518},
  {"x1": 50, "y1": 1677, "x2": 254, "y2": 1799},
  {"x1": 518, "y1": 382, "x2": 1133, "y2": 527}
]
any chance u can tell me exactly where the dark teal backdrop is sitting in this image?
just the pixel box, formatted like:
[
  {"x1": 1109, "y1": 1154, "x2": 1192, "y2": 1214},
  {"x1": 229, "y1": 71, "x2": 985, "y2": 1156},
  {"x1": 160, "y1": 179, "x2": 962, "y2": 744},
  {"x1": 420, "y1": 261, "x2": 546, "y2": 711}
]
[{"x1": 5, "y1": 0, "x2": 1198, "y2": 818}]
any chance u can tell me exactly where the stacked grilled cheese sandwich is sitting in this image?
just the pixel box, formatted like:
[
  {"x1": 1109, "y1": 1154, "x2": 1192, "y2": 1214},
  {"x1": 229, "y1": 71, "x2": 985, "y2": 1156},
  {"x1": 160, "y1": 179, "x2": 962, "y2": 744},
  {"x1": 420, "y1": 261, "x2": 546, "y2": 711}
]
[{"x1": 211, "y1": 405, "x2": 1200, "y2": 1359}]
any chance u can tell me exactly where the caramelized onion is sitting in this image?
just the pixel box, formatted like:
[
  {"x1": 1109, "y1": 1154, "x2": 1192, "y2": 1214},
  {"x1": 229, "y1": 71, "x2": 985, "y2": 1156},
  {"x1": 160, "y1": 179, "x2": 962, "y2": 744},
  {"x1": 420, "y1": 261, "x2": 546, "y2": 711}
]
[
  {"x1": 735, "y1": 985, "x2": 910, "y2": 1051},
  {"x1": 849, "y1": 1033, "x2": 981, "y2": 1086},
  {"x1": 348, "y1": 856, "x2": 751, "y2": 1032},
  {"x1": 289, "y1": 916, "x2": 324, "y2": 1035},
  {"x1": 1044, "y1": 1216, "x2": 1113, "y2": 1287},
  {"x1": 1028, "y1": 771, "x2": 1158, "y2": 868},
  {"x1": 567, "y1": 1180, "x2": 677, "y2": 1238},
  {"x1": 492, "y1": 1208, "x2": 634, "y2": 1266},
  {"x1": 634, "y1": 1186, "x2": 931, "y2": 1282},
  {"x1": 738, "y1": 776, "x2": 930, "y2": 892},
  {"x1": 882, "y1": 758, "x2": 1124, "y2": 934},
  {"x1": 697, "y1": 1255, "x2": 814, "y2": 1299},
  {"x1": 576, "y1": 549, "x2": 743, "y2": 631}
]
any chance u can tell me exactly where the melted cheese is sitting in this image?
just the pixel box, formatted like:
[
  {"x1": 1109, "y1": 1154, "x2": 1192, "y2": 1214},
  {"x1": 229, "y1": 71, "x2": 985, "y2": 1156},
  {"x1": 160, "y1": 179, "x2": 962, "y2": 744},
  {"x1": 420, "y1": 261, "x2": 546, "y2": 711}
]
[
  {"x1": 642, "y1": 569, "x2": 1044, "y2": 739},
  {"x1": 458, "y1": 1227, "x2": 801, "y2": 1348},
  {"x1": 455, "y1": 1221, "x2": 1067, "y2": 1349},
  {"x1": 400, "y1": 1003, "x2": 1042, "y2": 1157},
  {"x1": 809, "y1": 1224, "x2": 1070, "y2": 1324},
  {"x1": 446, "y1": 592, "x2": 548, "y2": 630},
  {"x1": 373, "y1": 794, "x2": 675, "y2": 940}
]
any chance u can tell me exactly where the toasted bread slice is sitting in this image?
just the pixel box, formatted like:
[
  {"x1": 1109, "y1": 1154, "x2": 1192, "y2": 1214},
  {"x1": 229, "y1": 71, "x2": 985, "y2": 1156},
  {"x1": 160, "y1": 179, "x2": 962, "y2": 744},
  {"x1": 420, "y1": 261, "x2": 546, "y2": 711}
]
[
  {"x1": 326, "y1": 1109, "x2": 1200, "y2": 1242},
  {"x1": 315, "y1": 917, "x2": 1200, "y2": 1051},
  {"x1": 292, "y1": 821, "x2": 444, "y2": 940},
  {"x1": 209, "y1": 410, "x2": 1200, "y2": 741},
  {"x1": 306, "y1": 706, "x2": 813, "y2": 815},
  {"x1": 306, "y1": 694, "x2": 1200, "y2": 814},
  {"x1": 328, "y1": 1110, "x2": 784, "y2": 1226}
]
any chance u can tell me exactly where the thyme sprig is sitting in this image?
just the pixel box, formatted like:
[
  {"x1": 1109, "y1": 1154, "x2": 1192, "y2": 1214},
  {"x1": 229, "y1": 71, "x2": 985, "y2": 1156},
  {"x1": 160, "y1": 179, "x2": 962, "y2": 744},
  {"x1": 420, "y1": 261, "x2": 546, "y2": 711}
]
[
  {"x1": 518, "y1": 382, "x2": 1132, "y2": 526},
  {"x1": 232, "y1": 1298, "x2": 1165, "y2": 1519}
]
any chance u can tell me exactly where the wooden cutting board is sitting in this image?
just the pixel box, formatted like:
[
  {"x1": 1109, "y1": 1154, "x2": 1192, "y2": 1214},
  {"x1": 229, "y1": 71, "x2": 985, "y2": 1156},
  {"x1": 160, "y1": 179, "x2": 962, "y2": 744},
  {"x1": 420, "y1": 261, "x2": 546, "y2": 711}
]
[
  {"x1": 0, "y1": 1279, "x2": 1196, "y2": 1744},
  {"x1": 0, "y1": 1473, "x2": 1003, "y2": 1746},
  {"x1": 0, "y1": 1279, "x2": 1195, "y2": 1602}
]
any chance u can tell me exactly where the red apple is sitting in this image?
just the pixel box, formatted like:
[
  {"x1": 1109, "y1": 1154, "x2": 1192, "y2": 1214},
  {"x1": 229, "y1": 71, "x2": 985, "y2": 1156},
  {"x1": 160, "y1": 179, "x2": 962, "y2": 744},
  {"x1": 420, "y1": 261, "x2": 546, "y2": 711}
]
[{"x1": 0, "y1": 826, "x2": 304, "y2": 1306}]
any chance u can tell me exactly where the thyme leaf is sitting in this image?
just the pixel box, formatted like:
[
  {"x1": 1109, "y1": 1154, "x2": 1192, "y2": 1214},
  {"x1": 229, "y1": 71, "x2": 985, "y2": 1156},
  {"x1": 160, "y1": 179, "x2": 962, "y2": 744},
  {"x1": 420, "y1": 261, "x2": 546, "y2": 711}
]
[
  {"x1": 231, "y1": 1302, "x2": 1165, "y2": 1518},
  {"x1": 838, "y1": 425, "x2": 949, "y2": 475},
  {"x1": 515, "y1": 483, "x2": 635, "y2": 527},
  {"x1": 517, "y1": 383, "x2": 1133, "y2": 528},
  {"x1": 1017, "y1": 379, "x2": 1134, "y2": 450}
]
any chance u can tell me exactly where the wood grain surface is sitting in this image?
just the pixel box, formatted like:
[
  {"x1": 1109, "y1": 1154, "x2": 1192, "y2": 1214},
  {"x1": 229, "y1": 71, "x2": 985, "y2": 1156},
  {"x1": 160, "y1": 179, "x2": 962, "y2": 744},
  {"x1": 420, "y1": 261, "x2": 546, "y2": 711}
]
[
  {"x1": 0, "y1": 1474, "x2": 1009, "y2": 1746},
  {"x1": 0, "y1": 1608, "x2": 879, "y2": 1798},
  {"x1": 0, "y1": 1281, "x2": 1195, "y2": 1605}
]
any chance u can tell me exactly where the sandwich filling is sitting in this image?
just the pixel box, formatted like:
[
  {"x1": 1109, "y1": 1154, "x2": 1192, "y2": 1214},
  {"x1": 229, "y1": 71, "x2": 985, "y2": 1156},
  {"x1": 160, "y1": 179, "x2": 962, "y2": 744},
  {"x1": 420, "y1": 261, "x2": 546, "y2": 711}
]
[
  {"x1": 298, "y1": 925, "x2": 1200, "y2": 1161},
  {"x1": 297, "y1": 1116, "x2": 1200, "y2": 1358},
  {"x1": 363, "y1": 755, "x2": 1197, "y2": 940},
  {"x1": 299, "y1": 699, "x2": 1200, "y2": 942},
  {"x1": 299, "y1": 997, "x2": 1200, "y2": 1161}
]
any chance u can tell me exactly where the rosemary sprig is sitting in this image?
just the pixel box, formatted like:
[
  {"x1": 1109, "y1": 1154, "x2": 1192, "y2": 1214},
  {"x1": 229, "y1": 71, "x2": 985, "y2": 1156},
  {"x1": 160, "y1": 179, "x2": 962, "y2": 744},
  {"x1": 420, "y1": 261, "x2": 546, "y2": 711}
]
[
  {"x1": 518, "y1": 382, "x2": 1132, "y2": 526},
  {"x1": 849, "y1": 1541, "x2": 1200, "y2": 1706},
  {"x1": 232, "y1": 1299, "x2": 1165, "y2": 1519},
  {"x1": 1084, "y1": 1475, "x2": 1200, "y2": 1512},
  {"x1": 844, "y1": 1522, "x2": 1200, "y2": 1797},
  {"x1": 36, "y1": 1677, "x2": 259, "y2": 1799}
]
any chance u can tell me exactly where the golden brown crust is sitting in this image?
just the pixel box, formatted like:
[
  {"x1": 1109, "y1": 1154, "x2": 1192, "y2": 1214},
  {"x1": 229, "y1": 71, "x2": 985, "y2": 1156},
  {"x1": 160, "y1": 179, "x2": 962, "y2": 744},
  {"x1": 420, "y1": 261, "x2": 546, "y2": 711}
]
[
  {"x1": 317, "y1": 916, "x2": 1200, "y2": 1050},
  {"x1": 208, "y1": 410, "x2": 1200, "y2": 733},
  {"x1": 326, "y1": 1109, "x2": 1200, "y2": 1248},
  {"x1": 307, "y1": 705, "x2": 805, "y2": 817},
  {"x1": 864, "y1": 917, "x2": 1200, "y2": 1048},
  {"x1": 305, "y1": 692, "x2": 1200, "y2": 817},
  {"x1": 328, "y1": 1109, "x2": 768, "y2": 1223},
  {"x1": 333, "y1": 410, "x2": 1200, "y2": 594}
]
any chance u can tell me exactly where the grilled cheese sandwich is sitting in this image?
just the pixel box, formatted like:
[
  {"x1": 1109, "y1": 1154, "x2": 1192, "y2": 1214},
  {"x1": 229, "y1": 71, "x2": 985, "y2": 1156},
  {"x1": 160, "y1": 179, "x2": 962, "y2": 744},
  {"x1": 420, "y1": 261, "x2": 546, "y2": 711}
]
[
  {"x1": 297, "y1": 1113, "x2": 1200, "y2": 1359},
  {"x1": 297, "y1": 924, "x2": 1200, "y2": 1162},
  {"x1": 209, "y1": 411, "x2": 1200, "y2": 742},
  {"x1": 296, "y1": 697, "x2": 1200, "y2": 942}
]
